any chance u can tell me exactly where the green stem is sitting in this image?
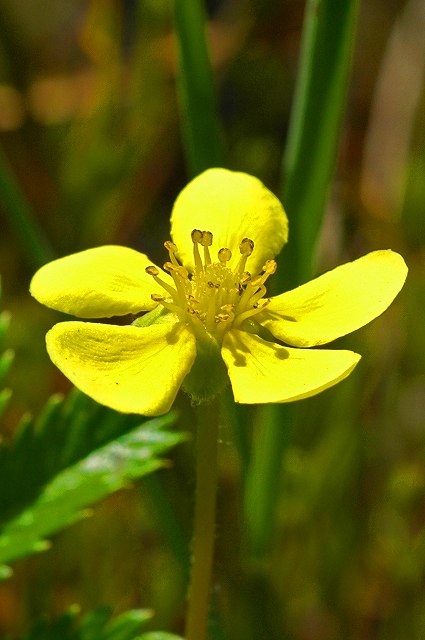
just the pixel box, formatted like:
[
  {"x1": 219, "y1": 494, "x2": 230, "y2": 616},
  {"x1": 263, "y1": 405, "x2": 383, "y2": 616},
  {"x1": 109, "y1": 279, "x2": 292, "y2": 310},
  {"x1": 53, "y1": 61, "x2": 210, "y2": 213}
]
[
  {"x1": 185, "y1": 399, "x2": 220, "y2": 640},
  {"x1": 173, "y1": 0, "x2": 224, "y2": 176}
]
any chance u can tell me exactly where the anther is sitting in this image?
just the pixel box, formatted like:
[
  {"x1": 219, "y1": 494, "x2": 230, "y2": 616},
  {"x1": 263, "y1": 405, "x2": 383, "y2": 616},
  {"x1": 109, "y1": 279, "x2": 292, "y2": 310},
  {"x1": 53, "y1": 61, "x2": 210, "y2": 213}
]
[
  {"x1": 145, "y1": 266, "x2": 159, "y2": 276},
  {"x1": 253, "y1": 299, "x2": 269, "y2": 309},
  {"x1": 163, "y1": 261, "x2": 176, "y2": 272},
  {"x1": 218, "y1": 247, "x2": 232, "y2": 263},
  {"x1": 191, "y1": 229, "x2": 204, "y2": 272},
  {"x1": 239, "y1": 238, "x2": 254, "y2": 256},
  {"x1": 200, "y1": 230, "x2": 213, "y2": 265},
  {"x1": 262, "y1": 259, "x2": 277, "y2": 275},
  {"x1": 191, "y1": 229, "x2": 203, "y2": 244},
  {"x1": 164, "y1": 240, "x2": 178, "y2": 253},
  {"x1": 151, "y1": 293, "x2": 165, "y2": 302},
  {"x1": 201, "y1": 231, "x2": 213, "y2": 246}
]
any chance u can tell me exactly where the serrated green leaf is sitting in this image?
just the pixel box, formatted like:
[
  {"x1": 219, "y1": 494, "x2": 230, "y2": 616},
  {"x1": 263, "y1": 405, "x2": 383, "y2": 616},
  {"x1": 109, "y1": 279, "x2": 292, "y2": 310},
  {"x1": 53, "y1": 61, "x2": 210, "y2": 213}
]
[
  {"x1": 0, "y1": 391, "x2": 172, "y2": 526},
  {"x1": 13, "y1": 607, "x2": 160, "y2": 640},
  {"x1": 0, "y1": 416, "x2": 185, "y2": 571}
]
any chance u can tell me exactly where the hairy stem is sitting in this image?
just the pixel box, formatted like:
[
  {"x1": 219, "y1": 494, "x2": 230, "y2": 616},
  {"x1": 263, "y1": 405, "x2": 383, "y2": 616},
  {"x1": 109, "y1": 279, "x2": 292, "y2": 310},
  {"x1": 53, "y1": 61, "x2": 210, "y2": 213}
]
[{"x1": 185, "y1": 399, "x2": 220, "y2": 640}]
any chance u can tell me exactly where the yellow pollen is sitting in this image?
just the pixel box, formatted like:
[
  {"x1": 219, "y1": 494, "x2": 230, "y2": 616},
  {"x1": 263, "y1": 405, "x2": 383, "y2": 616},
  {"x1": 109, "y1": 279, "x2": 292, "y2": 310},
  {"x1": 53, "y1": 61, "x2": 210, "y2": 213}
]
[{"x1": 147, "y1": 232, "x2": 277, "y2": 340}]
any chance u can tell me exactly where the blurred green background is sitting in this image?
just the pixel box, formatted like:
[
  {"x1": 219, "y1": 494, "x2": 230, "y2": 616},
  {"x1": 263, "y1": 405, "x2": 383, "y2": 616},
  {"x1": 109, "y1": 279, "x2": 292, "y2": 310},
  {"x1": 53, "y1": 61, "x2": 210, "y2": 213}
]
[{"x1": 0, "y1": 0, "x2": 424, "y2": 638}]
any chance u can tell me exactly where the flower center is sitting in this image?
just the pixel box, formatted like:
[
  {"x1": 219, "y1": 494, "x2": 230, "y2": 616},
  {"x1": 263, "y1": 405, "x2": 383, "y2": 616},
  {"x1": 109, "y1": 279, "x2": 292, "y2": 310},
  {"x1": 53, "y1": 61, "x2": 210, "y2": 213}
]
[{"x1": 145, "y1": 230, "x2": 276, "y2": 341}]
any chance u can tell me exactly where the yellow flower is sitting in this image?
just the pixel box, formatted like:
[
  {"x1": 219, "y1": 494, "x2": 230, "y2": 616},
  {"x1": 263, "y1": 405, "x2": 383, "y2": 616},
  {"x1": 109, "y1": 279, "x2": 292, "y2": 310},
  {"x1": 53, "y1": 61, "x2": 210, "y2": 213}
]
[{"x1": 30, "y1": 169, "x2": 407, "y2": 416}]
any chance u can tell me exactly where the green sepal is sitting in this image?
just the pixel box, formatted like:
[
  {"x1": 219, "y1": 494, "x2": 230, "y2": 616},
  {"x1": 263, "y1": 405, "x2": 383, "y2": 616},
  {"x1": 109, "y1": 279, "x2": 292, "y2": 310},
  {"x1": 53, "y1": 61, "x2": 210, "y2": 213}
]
[
  {"x1": 132, "y1": 306, "x2": 175, "y2": 327},
  {"x1": 240, "y1": 318, "x2": 276, "y2": 343}
]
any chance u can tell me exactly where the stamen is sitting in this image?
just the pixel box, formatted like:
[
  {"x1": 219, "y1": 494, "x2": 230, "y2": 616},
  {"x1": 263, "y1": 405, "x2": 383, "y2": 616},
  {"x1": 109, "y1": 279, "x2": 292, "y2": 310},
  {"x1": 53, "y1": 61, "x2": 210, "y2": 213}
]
[
  {"x1": 191, "y1": 229, "x2": 204, "y2": 272},
  {"x1": 145, "y1": 265, "x2": 178, "y2": 300},
  {"x1": 250, "y1": 260, "x2": 277, "y2": 289},
  {"x1": 236, "y1": 237, "x2": 254, "y2": 274},
  {"x1": 201, "y1": 231, "x2": 213, "y2": 266},
  {"x1": 151, "y1": 295, "x2": 188, "y2": 320},
  {"x1": 237, "y1": 277, "x2": 265, "y2": 313},
  {"x1": 162, "y1": 262, "x2": 188, "y2": 306},
  {"x1": 164, "y1": 240, "x2": 179, "y2": 266},
  {"x1": 251, "y1": 285, "x2": 267, "y2": 305},
  {"x1": 233, "y1": 298, "x2": 271, "y2": 328},
  {"x1": 250, "y1": 275, "x2": 263, "y2": 289}
]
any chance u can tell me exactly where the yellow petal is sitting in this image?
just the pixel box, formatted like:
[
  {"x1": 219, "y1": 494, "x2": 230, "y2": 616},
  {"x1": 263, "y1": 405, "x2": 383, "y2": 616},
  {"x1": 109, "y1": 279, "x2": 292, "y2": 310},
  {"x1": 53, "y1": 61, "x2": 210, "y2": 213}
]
[
  {"x1": 222, "y1": 330, "x2": 360, "y2": 404},
  {"x1": 170, "y1": 168, "x2": 288, "y2": 274},
  {"x1": 30, "y1": 246, "x2": 173, "y2": 318},
  {"x1": 46, "y1": 320, "x2": 196, "y2": 415},
  {"x1": 261, "y1": 250, "x2": 408, "y2": 347}
]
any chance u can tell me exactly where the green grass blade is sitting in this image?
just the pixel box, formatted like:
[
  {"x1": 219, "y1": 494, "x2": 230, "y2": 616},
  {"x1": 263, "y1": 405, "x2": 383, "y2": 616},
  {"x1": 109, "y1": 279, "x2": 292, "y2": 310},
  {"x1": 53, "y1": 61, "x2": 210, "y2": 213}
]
[
  {"x1": 245, "y1": 0, "x2": 360, "y2": 559},
  {"x1": 244, "y1": 404, "x2": 294, "y2": 557},
  {"x1": 280, "y1": 0, "x2": 360, "y2": 287},
  {"x1": 0, "y1": 146, "x2": 56, "y2": 268},
  {"x1": 173, "y1": 0, "x2": 224, "y2": 175}
]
